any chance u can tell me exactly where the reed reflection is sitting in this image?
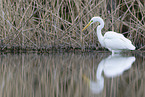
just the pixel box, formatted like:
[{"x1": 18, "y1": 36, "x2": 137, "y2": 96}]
[{"x1": 83, "y1": 54, "x2": 136, "y2": 94}]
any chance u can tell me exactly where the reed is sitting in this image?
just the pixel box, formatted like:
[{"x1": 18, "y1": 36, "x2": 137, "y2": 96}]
[{"x1": 0, "y1": 0, "x2": 144, "y2": 51}]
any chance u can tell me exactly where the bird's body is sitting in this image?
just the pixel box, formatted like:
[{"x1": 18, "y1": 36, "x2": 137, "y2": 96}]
[
  {"x1": 102, "y1": 31, "x2": 135, "y2": 52},
  {"x1": 82, "y1": 16, "x2": 135, "y2": 54}
]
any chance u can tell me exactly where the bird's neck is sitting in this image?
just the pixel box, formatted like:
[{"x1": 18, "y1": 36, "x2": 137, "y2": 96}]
[{"x1": 97, "y1": 21, "x2": 104, "y2": 47}]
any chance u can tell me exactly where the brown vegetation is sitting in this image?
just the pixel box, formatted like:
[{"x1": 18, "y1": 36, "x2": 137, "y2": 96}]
[{"x1": 0, "y1": 0, "x2": 145, "y2": 51}]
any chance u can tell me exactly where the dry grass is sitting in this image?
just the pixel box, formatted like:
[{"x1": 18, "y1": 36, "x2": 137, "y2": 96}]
[{"x1": 0, "y1": 0, "x2": 145, "y2": 51}]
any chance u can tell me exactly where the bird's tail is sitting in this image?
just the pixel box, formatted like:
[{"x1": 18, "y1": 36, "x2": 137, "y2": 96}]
[{"x1": 128, "y1": 44, "x2": 135, "y2": 50}]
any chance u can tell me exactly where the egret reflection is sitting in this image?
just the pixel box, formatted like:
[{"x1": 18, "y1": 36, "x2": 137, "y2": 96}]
[{"x1": 83, "y1": 54, "x2": 136, "y2": 94}]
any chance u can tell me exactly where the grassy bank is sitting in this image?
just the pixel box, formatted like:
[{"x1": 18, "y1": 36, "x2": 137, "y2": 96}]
[{"x1": 0, "y1": 0, "x2": 145, "y2": 51}]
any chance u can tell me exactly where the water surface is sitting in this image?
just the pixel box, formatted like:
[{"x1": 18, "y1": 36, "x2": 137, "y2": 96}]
[{"x1": 0, "y1": 51, "x2": 145, "y2": 97}]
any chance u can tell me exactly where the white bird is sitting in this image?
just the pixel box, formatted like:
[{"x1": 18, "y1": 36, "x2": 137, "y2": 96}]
[{"x1": 82, "y1": 16, "x2": 135, "y2": 55}]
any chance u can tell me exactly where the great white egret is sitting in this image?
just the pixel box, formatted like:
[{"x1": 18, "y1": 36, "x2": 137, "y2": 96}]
[{"x1": 82, "y1": 16, "x2": 135, "y2": 54}]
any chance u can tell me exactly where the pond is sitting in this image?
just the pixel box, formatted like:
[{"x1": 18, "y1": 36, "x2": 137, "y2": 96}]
[{"x1": 0, "y1": 51, "x2": 145, "y2": 97}]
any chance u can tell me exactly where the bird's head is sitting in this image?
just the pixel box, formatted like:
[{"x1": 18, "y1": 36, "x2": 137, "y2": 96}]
[{"x1": 82, "y1": 16, "x2": 104, "y2": 31}]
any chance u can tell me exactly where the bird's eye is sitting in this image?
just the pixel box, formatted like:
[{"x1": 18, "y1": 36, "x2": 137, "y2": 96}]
[{"x1": 91, "y1": 20, "x2": 93, "y2": 22}]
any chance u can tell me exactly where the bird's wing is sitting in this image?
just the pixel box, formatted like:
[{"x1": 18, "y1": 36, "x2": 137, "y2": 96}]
[{"x1": 103, "y1": 31, "x2": 133, "y2": 50}]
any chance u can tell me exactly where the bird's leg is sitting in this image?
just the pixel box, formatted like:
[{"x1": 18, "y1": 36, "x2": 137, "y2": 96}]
[
  {"x1": 112, "y1": 50, "x2": 121, "y2": 56},
  {"x1": 112, "y1": 51, "x2": 115, "y2": 56}
]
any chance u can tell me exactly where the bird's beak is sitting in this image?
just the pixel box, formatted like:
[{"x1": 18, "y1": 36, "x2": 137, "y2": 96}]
[{"x1": 82, "y1": 21, "x2": 92, "y2": 31}]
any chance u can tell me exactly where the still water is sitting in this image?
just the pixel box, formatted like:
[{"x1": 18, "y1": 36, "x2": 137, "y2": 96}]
[{"x1": 0, "y1": 51, "x2": 145, "y2": 97}]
